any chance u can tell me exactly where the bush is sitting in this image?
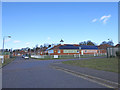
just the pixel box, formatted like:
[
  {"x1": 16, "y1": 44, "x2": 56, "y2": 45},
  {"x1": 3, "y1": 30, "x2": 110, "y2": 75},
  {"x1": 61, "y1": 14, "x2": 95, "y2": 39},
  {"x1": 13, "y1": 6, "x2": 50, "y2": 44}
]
[
  {"x1": 110, "y1": 55, "x2": 115, "y2": 58},
  {"x1": 116, "y1": 51, "x2": 120, "y2": 58}
]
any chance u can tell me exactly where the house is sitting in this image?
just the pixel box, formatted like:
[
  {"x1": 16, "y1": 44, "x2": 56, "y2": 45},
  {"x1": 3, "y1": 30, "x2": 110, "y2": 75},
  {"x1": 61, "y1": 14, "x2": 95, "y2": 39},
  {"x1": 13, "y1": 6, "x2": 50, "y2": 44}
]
[
  {"x1": 97, "y1": 44, "x2": 112, "y2": 54},
  {"x1": 46, "y1": 44, "x2": 102, "y2": 55},
  {"x1": 97, "y1": 44, "x2": 112, "y2": 50},
  {"x1": 115, "y1": 44, "x2": 120, "y2": 47}
]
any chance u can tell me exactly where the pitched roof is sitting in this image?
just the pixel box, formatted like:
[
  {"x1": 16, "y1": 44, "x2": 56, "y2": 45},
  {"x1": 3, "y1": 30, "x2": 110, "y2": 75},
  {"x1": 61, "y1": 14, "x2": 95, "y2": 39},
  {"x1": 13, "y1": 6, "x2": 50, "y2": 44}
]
[
  {"x1": 59, "y1": 45, "x2": 79, "y2": 49},
  {"x1": 80, "y1": 45, "x2": 98, "y2": 49},
  {"x1": 59, "y1": 45, "x2": 98, "y2": 49},
  {"x1": 46, "y1": 44, "x2": 98, "y2": 50},
  {"x1": 115, "y1": 44, "x2": 120, "y2": 47},
  {"x1": 46, "y1": 44, "x2": 61, "y2": 50}
]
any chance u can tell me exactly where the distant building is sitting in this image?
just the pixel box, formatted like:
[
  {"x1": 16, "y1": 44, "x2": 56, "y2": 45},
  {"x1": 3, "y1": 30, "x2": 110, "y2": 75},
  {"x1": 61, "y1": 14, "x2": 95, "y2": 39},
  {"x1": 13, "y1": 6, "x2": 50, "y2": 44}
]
[
  {"x1": 115, "y1": 44, "x2": 120, "y2": 47},
  {"x1": 107, "y1": 44, "x2": 120, "y2": 58},
  {"x1": 97, "y1": 44, "x2": 112, "y2": 50},
  {"x1": 45, "y1": 44, "x2": 104, "y2": 55}
]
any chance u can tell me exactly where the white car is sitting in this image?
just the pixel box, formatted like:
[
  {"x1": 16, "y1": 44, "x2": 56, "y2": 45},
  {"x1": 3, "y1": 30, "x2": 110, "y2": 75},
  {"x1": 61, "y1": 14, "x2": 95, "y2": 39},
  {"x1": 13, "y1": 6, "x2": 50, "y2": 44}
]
[{"x1": 24, "y1": 56, "x2": 29, "y2": 59}]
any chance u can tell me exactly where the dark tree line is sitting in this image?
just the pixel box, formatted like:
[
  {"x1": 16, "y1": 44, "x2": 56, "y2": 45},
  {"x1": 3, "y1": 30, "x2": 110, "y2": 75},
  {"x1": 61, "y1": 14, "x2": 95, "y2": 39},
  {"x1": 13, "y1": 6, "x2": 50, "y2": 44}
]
[{"x1": 79, "y1": 40, "x2": 114, "y2": 46}]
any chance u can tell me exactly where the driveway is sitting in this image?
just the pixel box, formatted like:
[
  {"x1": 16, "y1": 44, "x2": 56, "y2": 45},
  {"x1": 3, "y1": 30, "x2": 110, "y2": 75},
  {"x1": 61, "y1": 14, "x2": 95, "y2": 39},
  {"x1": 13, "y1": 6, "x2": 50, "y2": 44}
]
[{"x1": 2, "y1": 57, "x2": 107, "y2": 88}]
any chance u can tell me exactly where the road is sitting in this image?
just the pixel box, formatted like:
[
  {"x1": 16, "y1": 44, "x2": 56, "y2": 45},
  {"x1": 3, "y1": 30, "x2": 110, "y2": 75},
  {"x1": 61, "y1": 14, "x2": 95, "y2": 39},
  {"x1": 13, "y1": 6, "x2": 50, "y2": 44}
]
[{"x1": 2, "y1": 57, "x2": 107, "y2": 88}]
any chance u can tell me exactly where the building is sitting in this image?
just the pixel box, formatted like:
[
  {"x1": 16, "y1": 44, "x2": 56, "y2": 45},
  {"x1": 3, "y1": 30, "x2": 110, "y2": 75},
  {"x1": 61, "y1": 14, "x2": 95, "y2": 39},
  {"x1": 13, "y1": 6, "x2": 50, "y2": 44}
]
[
  {"x1": 46, "y1": 44, "x2": 103, "y2": 55},
  {"x1": 107, "y1": 44, "x2": 120, "y2": 58}
]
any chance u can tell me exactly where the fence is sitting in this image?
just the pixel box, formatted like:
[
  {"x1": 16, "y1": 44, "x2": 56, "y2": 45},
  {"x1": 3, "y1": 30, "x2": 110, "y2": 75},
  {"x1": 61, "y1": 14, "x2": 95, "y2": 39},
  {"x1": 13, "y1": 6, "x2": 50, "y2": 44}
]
[
  {"x1": 31, "y1": 53, "x2": 107, "y2": 59},
  {"x1": 107, "y1": 47, "x2": 119, "y2": 58}
]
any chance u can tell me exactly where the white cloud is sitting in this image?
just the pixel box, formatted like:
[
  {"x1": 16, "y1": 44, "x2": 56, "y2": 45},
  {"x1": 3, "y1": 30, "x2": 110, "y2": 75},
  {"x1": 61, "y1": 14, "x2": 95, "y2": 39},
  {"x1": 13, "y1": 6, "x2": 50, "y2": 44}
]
[
  {"x1": 13, "y1": 40, "x2": 21, "y2": 43},
  {"x1": 100, "y1": 14, "x2": 111, "y2": 24},
  {"x1": 92, "y1": 18, "x2": 97, "y2": 22},
  {"x1": 26, "y1": 42, "x2": 30, "y2": 45}
]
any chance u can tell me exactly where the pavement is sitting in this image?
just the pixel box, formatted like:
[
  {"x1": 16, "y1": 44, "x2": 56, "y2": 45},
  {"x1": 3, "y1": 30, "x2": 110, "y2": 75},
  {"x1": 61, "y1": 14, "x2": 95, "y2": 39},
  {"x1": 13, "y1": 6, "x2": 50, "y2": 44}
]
[{"x1": 2, "y1": 56, "x2": 118, "y2": 88}]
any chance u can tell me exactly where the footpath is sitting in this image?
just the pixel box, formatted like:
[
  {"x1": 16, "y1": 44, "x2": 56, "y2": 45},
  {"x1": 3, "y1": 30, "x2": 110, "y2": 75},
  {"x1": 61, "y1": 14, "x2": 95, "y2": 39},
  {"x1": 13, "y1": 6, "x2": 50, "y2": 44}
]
[{"x1": 51, "y1": 62, "x2": 119, "y2": 88}]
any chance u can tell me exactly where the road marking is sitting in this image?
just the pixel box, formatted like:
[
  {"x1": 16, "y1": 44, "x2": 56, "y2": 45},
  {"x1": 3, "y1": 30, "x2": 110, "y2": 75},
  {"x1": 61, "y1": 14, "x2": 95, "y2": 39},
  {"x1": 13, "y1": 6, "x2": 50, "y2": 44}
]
[{"x1": 51, "y1": 65, "x2": 119, "y2": 88}]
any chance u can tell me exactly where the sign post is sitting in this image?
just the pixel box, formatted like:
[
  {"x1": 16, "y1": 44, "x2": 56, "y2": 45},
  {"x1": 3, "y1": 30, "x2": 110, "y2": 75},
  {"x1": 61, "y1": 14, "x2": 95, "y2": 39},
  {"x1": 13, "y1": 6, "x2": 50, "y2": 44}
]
[{"x1": 0, "y1": 56, "x2": 4, "y2": 64}]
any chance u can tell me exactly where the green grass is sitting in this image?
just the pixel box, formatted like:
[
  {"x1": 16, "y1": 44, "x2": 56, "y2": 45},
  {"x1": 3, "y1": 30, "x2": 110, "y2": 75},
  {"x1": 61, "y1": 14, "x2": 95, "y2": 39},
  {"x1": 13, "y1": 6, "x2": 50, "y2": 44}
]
[
  {"x1": 31, "y1": 55, "x2": 106, "y2": 60},
  {"x1": 62, "y1": 57, "x2": 119, "y2": 73},
  {"x1": 2, "y1": 57, "x2": 16, "y2": 67},
  {"x1": 31, "y1": 57, "x2": 76, "y2": 60}
]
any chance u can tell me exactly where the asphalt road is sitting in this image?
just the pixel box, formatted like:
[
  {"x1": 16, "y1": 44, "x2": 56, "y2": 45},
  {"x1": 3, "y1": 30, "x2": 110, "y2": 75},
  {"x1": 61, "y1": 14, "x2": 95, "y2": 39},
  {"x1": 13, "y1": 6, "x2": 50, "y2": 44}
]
[{"x1": 2, "y1": 57, "x2": 107, "y2": 88}]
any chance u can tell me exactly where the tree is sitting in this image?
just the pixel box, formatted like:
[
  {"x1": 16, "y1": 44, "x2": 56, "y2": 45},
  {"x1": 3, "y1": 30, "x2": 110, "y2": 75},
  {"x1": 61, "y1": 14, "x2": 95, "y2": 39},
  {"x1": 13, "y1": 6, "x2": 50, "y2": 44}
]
[
  {"x1": 79, "y1": 40, "x2": 95, "y2": 46},
  {"x1": 31, "y1": 49, "x2": 34, "y2": 52},
  {"x1": 87, "y1": 40, "x2": 95, "y2": 46},
  {"x1": 100, "y1": 41, "x2": 108, "y2": 45},
  {"x1": 40, "y1": 45, "x2": 43, "y2": 48},
  {"x1": 28, "y1": 48, "x2": 30, "y2": 52},
  {"x1": 35, "y1": 44, "x2": 38, "y2": 48},
  {"x1": 107, "y1": 41, "x2": 114, "y2": 46},
  {"x1": 100, "y1": 40, "x2": 114, "y2": 46},
  {"x1": 79, "y1": 41, "x2": 87, "y2": 45},
  {"x1": 48, "y1": 44, "x2": 51, "y2": 47},
  {"x1": 44, "y1": 43, "x2": 49, "y2": 47},
  {"x1": 5, "y1": 49, "x2": 8, "y2": 52}
]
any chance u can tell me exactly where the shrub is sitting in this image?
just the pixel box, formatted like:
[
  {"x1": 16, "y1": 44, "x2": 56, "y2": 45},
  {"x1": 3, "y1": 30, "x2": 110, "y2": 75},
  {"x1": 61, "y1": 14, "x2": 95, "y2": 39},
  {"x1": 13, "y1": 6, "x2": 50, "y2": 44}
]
[{"x1": 116, "y1": 51, "x2": 120, "y2": 58}]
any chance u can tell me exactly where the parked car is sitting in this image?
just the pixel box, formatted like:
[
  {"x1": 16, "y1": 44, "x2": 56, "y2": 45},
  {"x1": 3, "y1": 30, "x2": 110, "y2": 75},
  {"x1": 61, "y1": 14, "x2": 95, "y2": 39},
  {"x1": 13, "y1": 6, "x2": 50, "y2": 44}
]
[
  {"x1": 22, "y1": 55, "x2": 25, "y2": 58},
  {"x1": 24, "y1": 56, "x2": 29, "y2": 59}
]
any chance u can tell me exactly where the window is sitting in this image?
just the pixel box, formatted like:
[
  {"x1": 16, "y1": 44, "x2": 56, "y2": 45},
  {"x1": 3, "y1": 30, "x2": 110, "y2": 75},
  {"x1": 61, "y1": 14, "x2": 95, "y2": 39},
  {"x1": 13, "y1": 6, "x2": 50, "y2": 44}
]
[
  {"x1": 63, "y1": 50, "x2": 77, "y2": 53},
  {"x1": 85, "y1": 50, "x2": 87, "y2": 53},
  {"x1": 58, "y1": 50, "x2": 60, "y2": 53},
  {"x1": 48, "y1": 50, "x2": 54, "y2": 53}
]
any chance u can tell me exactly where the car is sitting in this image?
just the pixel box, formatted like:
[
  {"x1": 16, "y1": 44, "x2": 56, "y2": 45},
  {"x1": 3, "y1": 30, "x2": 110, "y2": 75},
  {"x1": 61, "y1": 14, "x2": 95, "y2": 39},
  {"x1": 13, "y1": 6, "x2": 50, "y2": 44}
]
[
  {"x1": 22, "y1": 55, "x2": 25, "y2": 58},
  {"x1": 24, "y1": 56, "x2": 29, "y2": 59}
]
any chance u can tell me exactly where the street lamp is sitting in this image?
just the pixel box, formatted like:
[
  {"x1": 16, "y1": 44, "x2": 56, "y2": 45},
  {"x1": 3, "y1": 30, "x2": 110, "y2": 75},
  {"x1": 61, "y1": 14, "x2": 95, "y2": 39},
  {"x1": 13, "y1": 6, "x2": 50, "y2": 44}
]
[
  {"x1": 2, "y1": 36, "x2": 11, "y2": 55},
  {"x1": 60, "y1": 39, "x2": 64, "y2": 45},
  {"x1": 108, "y1": 38, "x2": 113, "y2": 42}
]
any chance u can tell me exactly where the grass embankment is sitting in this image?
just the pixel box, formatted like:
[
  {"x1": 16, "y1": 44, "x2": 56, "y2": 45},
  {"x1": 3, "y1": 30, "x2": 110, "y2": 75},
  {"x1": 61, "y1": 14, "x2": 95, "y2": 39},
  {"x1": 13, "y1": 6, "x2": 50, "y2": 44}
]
[
  {"x1": 62, "y1": 58, "x2": 119, "y2": 73},
  {"x1": 2, "y1": 57, "x2": 16, "y2": 67}
]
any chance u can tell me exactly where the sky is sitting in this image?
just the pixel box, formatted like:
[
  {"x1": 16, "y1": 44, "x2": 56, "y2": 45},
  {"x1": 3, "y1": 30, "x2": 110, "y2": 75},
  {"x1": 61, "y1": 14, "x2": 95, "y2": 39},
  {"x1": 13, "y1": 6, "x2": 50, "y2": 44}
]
[{"x1": 1, "y1": 2, "x2": 118, "y2": 49}]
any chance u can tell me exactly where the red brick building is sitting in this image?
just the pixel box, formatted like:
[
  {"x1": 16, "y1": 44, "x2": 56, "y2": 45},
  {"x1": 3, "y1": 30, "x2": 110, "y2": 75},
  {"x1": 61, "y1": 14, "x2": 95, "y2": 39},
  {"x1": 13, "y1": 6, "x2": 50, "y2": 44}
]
[
  {"x1": 97, "y1": 44, "x2": 113, "y2": 53},
  {"x1": 45, "y1": 44, "x2": 105, "y2": 55}
]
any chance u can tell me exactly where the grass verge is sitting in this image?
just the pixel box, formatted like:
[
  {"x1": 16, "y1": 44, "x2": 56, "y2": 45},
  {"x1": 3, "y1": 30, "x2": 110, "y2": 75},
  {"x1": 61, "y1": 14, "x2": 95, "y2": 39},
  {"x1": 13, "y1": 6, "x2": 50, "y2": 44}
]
[
  {"x1": 62, "y1": 57, "x2": 119, "y2": 73},
  {"x1": 31, "y1": 55, "x2": 106, "y2": 60}
]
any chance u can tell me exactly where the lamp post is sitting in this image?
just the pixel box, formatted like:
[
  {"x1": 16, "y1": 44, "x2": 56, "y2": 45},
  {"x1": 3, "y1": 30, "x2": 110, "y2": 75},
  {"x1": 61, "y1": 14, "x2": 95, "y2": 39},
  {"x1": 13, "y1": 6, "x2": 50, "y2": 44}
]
[
  {"x1": 60, "y1": 39, "x2": 64, "y2": 45},
  {"x1": 2, "y1": 36, "x2": 11, "y2": 55}
]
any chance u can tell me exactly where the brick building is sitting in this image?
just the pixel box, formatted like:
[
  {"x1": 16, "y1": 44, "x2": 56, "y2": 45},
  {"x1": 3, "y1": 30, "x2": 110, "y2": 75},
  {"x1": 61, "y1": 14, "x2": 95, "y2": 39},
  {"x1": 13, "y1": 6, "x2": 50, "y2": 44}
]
[{"x1": 45, "y1": 44, "x2": 105, "y2": 55}]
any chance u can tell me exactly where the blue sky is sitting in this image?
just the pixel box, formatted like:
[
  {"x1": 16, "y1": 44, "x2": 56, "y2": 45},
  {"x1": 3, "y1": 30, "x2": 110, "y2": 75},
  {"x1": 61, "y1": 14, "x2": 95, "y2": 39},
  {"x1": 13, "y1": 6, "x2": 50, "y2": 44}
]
[{"x1": 2, "y1": 2, "x2": 118, "y2": 49}]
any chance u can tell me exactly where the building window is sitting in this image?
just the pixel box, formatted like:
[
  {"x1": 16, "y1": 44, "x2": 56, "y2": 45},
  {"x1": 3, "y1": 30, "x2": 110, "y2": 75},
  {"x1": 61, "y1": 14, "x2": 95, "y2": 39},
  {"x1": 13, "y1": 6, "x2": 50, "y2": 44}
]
[
  {"x1": 85, "y1": 50, "x2": 87, "y2": 53},
  {"x1": 48, "y1": 50, "x2": 54, "y2": 53},
  {"x1": 63, "y1": 50, "x2": 77, "y2": 53},
  {"x1": 58, "y1": 50, "x2": 60, "y2": 53}
]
